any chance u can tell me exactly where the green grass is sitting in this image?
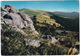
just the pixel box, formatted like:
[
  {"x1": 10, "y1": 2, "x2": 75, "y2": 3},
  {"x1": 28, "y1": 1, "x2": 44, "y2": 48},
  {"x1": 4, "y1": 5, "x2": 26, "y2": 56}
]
[
  {"x1": 1, "y1": 24, "x2": 69, "y2": 55},
  {"x1": 19, "y1": 8, "x2": 46, "y2": 19}
]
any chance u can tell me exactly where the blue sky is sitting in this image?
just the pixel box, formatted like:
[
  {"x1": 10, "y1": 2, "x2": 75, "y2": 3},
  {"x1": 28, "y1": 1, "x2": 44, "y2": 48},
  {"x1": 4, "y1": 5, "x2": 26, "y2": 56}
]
[{"x1": 1, "y1": 1, "x2": 79, "y2": 12}]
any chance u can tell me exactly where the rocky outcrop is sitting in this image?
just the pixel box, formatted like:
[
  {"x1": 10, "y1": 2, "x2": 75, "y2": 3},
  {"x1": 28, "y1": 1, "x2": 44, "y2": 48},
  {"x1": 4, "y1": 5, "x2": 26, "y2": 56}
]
[
  {"x1": 1, "y1": 5, "x2": 38, "y2": 35},
  {"x1": 24, "y1": 38, "x2": 41, "y2": 47},
  {"x1": 46, "y1": 35, "x2": 59, "y2": 44}
]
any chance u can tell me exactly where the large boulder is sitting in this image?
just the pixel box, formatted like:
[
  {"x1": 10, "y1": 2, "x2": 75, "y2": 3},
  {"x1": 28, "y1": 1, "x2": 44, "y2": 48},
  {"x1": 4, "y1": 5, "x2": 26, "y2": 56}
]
[{"x1": 1, "y1": 5, "x2": 38, "y2": 36}]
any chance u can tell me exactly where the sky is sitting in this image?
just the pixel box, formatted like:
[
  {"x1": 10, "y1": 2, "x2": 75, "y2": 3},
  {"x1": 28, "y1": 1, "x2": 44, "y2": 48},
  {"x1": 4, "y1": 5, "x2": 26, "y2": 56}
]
[
  {"x1": 1, "y1": 1, "x2": 79, "y2": 12},
  {"x1": 2, "y1": 0, "x2": 79, "y2": 1}
]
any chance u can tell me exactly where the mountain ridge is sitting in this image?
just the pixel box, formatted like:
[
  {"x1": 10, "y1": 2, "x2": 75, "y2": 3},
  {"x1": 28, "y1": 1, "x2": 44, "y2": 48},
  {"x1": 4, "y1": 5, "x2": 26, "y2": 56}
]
[{"x1": 53, "y1": 11, "x2": 79, "y2": 18}]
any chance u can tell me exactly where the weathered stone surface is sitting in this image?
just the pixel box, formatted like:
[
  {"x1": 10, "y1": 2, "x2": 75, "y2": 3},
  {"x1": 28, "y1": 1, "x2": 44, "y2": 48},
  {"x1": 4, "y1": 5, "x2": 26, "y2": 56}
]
[
  {"x1": 10, "y1": 28, "x2": 28, "y2": 36},
  {"x1": 47, "y1": 35, "x2": 58, "y2": 43},
  {"x1": 5, "y1": 5, "x2": 19, "y2": 13},
  {"x1": 24, "y1": 38, "x2": 41, "y2": 47},
  {"x1": 1, "y1": 5, "x2": 38, "y2": 36},
  {"x1": 50, "y1": 37, "x2": 58, "y2": 44}
]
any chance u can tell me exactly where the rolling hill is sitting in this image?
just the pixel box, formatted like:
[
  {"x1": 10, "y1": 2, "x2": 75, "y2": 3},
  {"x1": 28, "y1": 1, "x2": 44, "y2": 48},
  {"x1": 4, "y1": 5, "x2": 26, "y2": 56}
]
[{"x1": 19, "y1": 8, "x2": 79, "y2": 31}]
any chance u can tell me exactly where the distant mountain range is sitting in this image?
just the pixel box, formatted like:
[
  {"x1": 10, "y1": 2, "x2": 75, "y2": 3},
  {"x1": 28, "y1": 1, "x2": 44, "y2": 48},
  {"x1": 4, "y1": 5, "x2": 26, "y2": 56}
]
[{"x1": 53, "y1": 12, "x2": 79, "y2": 18}]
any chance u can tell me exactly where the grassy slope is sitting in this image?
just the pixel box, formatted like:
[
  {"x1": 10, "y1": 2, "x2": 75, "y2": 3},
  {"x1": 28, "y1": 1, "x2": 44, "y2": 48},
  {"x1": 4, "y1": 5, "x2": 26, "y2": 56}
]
[
  {"x1": 19, "y1": 8, "x2": 46, "y2": 19},
  {"x1": 19, "y1": 8, "x2": 79, "y2": 31},
  {"x1": 49, "y1": 13, "x2": 79, "y2": 31},
  {"x1": 1, "y1": 8, "x2": 79, "y2": 55},
  {"x1": 19, "y1": 8, "x2": 61, "y2": 27},
  {"x1": 1, "y1": 24, "x2": 69, "y2": 55}
]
